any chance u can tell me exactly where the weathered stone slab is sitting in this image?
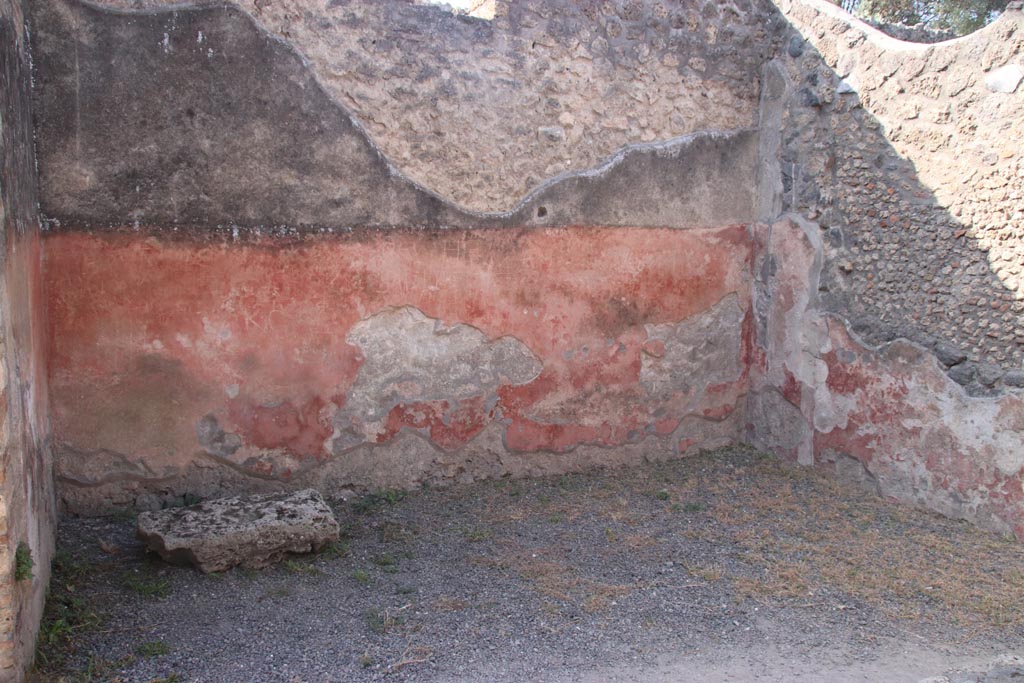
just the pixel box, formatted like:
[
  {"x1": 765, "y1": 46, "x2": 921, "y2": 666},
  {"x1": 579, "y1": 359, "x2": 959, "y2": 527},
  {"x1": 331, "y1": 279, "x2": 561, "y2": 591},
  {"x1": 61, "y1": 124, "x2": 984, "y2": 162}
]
[{"x1": 136, "y1": 489, "x2": 339, "y2": 573}]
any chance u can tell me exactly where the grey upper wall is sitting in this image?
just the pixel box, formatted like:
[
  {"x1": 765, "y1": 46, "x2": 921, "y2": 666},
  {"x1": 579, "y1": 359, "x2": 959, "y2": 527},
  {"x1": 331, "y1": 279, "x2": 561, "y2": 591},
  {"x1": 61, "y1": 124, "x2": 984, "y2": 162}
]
[
  {"x1": 30, "y1": 0, "x2": 765, "y2": 232},
  {"x1": 72, "y1": 0, "x2": 778, "y2": 213},
  {"x1": 0, "y1": 0, "x2": 55, "y2": 677},
  {"x1": 0, "y1": 0, "x2": 36, "y2": 238}
]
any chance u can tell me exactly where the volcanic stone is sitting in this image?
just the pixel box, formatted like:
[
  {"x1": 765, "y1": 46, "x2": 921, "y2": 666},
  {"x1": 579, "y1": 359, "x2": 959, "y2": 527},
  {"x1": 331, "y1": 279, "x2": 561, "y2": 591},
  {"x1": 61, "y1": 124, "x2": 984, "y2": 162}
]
[
  {"x1": 136, "y1": 489, "x2": 340, "y2": 573},
  {"x1": 1003, "y1": 369, "x2": 1024, "y2": 388},
  {"x1": 934, "y1": 341, "x2": 967, "y2": 367}
]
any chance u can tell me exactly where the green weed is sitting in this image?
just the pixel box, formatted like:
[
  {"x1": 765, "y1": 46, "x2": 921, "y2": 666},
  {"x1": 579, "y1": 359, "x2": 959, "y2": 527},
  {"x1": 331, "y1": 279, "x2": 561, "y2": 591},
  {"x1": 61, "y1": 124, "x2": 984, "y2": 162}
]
[
  {"x1": 34, "y1": 552, "x2": 103, "y2": 672},
  {"x1": 352, "y1": 489, "x2": 406, "y2": 515},
  {"x1": 364, "y1": 608, "x2": 404, "y2": 635},
  {"x1": 371, "y1": 553, "x2": 397, "y2": 567},
  {"x1": 135, "y1": 640, "x2": 171, "y2": 658},
  {"x1": 282, "y1": 559, "x2": 323, "y2": 576},
  {"x1": 318, "y1": 540, "x2": 349, "y2": 559},
  {"x1": 122, "y1": 572, "x2": 171, "y2": 599},
  {"x1": 14, "y1": 542, "x2": 33, "y2": 581}
]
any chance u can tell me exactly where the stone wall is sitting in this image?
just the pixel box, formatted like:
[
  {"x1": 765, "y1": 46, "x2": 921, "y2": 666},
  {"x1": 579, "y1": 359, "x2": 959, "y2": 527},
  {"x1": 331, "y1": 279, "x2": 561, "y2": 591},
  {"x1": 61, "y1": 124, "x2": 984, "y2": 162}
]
[
  {"x1": 864, "y1": 19, "x2": 957, "y2": 43},
  {"x1": 749, "y1": 217, "x2": 1024, "y2": 541},
  {"x1": 0, "y1": 0, "x2": 56, "y2": 678},
  {"x1": 769, "y1": 0, "x2": 1024, "y2": 392},
  {"x1": 750, "y1": 0, "x2": 1024, "y2": 541},
  {"x1": 24, "y1": 0, "x2": 1024, "y2": 548},
  {"x1": 32, "y1": 0, "x2": 762, "y2": 231},
  {"x1": 39, "y1": 0, "x2": 775, "y2": 214},
  {"x1": 33, "y1": 0, "x2": 764, "y2": 515}
]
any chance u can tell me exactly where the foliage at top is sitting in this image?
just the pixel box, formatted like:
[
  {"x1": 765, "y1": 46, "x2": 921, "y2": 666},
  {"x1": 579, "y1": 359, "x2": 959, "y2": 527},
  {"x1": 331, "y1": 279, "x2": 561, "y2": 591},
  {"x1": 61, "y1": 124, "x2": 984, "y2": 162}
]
[{"x1": 832, "y1": 0, "x2": 1009, "y2": 35}]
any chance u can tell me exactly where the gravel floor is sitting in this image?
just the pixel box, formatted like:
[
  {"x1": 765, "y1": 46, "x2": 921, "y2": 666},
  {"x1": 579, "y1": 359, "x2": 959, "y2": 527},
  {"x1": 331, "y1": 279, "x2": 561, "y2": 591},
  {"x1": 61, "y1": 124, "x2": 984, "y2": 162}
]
[{"x1": 31, "y1": 446, "x2": 1024, "y2": 683}]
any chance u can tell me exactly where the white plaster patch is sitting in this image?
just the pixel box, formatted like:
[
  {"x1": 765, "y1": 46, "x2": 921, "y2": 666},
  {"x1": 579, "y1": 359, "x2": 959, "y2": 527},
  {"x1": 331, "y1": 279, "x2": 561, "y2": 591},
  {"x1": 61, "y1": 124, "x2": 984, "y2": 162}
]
[
  {"x1": 142, "y1": 339, "x2": 165, "y2": 353},
  {"x1": 927, "y1": 385, "x2": 1024, "y2": 477},
  {"x1": 343, "y1": 306, "x2": 542, "y2": 422},
  {"x1": 640, "y1": 293, "x2": 745, "y2": 396},
  {"x1": 985, "y1": 63, "x2": 1024, "y2": 94},
  {"x1": 202, "y1": 317, "x2": 232, "y2": 342}
]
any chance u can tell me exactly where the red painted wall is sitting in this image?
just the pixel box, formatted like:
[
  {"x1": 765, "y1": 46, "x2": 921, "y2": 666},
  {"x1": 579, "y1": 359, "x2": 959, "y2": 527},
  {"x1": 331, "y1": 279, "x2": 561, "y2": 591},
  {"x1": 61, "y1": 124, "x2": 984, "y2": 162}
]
[
  {"x1": 749, "y1": 218, "x2": 1024, "y2": 541},
  {"x1": 45, "y1": 226, "x2": 754, "y2": 509}
]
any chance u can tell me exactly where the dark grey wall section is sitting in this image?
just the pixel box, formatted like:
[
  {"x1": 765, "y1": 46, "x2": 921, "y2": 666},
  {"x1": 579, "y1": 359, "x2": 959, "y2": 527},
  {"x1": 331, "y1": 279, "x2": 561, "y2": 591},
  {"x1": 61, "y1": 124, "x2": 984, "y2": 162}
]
[
  {"x1": 0, "y1": 0, "x2": 55, "y2": 675},
  {"x1": 30, "y1": 0, "x2": 760, "y2": 233},
  {"x1": 1, "y1": 1, "x2": 36, "y2": 234}
]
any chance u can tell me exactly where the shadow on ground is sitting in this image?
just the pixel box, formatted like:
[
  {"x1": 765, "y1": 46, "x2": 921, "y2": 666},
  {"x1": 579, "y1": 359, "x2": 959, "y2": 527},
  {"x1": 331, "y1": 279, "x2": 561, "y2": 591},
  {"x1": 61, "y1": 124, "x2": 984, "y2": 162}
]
[{"x1": 31, "y1": 447, "x2": 1024, "y2": 683}]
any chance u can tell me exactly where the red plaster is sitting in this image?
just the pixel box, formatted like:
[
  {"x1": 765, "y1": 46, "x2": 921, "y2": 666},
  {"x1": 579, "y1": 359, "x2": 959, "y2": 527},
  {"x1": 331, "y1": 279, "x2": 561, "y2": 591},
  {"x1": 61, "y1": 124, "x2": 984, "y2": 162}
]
[
  {"x1": 781, "y1": 369, "x2": 803, "y2": 406},
  {"x1": 813, "y1": 424, "x2": 877, "y2": 467},
  {"x1": 702, "y1": 403, "x2": 735, "y2": 420},
  {"x1": 227, "y1": 397, "x2": 333, "y2": 460},
  {"x1": 641, "y1": 339, "x2": 666, "y2": 358},
  {"x1": 654, "y1": 417, "x2": 680, "y2": 435},
  {"x1": 45, "y1": 226, "x2": 754, "y2": 473},
  {"x1": 379, "y1": 397, "x2": 491, "y2": 452},
  {"x1": 823, "y1": 350, "x2": 873, "y2": 394},
  {"x1": 504, "y1": 418, "x2": 614, "y2": 453}
]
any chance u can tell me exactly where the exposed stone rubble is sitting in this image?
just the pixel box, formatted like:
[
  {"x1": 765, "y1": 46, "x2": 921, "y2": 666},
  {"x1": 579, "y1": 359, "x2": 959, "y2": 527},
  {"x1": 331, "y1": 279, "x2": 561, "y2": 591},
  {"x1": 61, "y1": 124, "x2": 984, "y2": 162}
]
[
  {"x1": 771, "y1": 0, "x2": 1024, "y2": 392},
  {"x1": 136, "y1": 489, "x2": 340, "y2": 572}
]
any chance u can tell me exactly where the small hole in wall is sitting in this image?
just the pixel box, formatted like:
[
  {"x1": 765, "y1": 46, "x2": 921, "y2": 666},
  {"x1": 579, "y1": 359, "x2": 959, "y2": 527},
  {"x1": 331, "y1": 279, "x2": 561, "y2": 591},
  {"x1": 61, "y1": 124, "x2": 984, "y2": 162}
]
[
  {"x1": 536, "y1": 206, "x2": 548, "y2": 219},
  {"x1": 418, "y1": 0, "x2": 495, "y2": 20}
]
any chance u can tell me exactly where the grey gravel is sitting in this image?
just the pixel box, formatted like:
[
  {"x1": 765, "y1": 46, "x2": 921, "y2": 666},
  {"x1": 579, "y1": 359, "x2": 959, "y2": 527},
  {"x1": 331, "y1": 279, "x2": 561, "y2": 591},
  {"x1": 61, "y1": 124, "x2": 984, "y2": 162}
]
[{"x1": 34, "y1": 447, "x2": 1023, "y2": 683}]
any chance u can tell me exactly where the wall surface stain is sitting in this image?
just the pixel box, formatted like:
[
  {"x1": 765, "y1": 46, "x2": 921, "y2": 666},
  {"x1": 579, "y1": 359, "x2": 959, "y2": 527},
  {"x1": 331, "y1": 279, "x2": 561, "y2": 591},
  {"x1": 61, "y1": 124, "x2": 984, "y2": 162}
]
[{"x1": 46, "y1": 226, "x2": 754, "y2": 512}]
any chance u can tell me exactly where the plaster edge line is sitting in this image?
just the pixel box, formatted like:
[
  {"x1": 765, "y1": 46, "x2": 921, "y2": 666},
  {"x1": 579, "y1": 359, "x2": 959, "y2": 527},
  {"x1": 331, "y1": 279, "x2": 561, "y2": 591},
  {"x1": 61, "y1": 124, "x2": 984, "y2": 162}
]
[
  {"x1": 69, "y1": 0, "x2": 757, "y2": 222},
  {"x1": 819, "y1": 310, "x2": 1024, "y2": 404}
]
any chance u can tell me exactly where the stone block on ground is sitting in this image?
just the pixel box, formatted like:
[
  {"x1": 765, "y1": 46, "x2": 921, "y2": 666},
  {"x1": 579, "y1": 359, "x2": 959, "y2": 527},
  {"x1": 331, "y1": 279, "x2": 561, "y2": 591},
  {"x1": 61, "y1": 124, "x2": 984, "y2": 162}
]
[{"x1": 136, "y1": 489, "x2": 340, "y2": 573}]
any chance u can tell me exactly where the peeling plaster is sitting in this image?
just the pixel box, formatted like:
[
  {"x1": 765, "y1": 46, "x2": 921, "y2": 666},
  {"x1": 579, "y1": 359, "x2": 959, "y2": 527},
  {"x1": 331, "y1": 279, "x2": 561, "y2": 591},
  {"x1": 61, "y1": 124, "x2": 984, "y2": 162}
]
[
  {"x1": 330, "y1": 306, "x2": 542, "y2": 454},
  {"x1": 46, "y1": 226, "x2": 755, "y2": 511},
  {"x1": 751, "y1": 216, "x2": 1024, "y2": 540}
]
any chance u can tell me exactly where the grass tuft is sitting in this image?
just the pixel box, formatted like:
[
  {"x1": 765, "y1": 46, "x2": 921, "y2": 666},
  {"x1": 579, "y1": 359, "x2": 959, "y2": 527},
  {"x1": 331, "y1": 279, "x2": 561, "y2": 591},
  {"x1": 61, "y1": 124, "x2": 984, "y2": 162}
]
[
  {"x1": 364, "y1": 608, "x2": 404, "y2": 635},
  {"x1": 122, "y1": 572, "x2": 171, "y2": 599},
  {"x1": 14, "y1": 542, "x2": 33, "y2": 582},
  {"x1": 352, "y1": 489, "x2": 407, "y2": 515},
  {"x1": 135, "y1": 640, "x2": 171, "y2": 658},
  {"x1": 34, "y1": 551, "x2": 104, "y2": 674}
]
